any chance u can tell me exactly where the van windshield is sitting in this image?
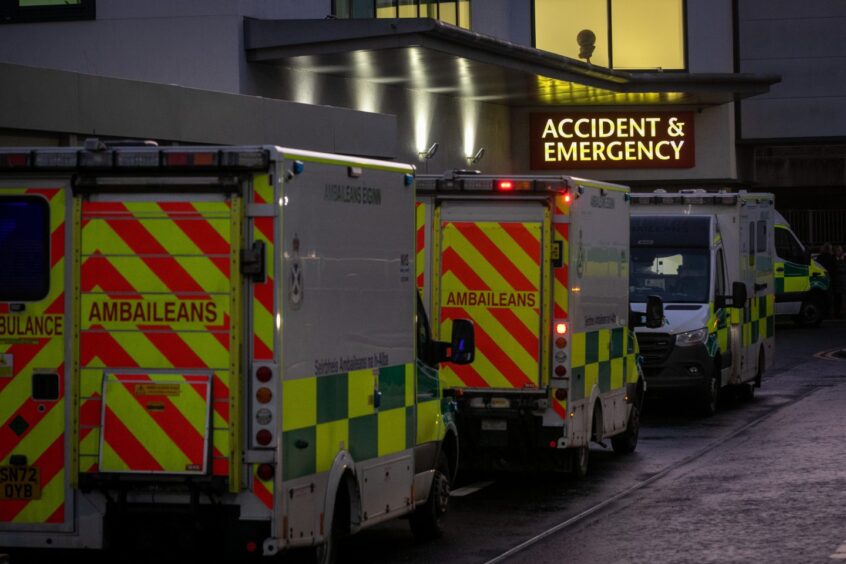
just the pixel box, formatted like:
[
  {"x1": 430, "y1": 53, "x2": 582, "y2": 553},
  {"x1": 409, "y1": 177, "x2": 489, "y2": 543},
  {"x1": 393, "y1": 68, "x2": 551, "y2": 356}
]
[{"x1": 630, "y1": 247, "x2": 710, "y2": 304}]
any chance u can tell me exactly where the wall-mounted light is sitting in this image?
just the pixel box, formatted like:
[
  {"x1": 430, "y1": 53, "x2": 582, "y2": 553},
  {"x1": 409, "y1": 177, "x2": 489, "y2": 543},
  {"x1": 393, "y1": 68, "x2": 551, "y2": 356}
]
[
  {"x1": 418, "y1": 142, "x2": 439, "y2": 160},
  {"x1": 466, "y1": 147, "x2": 485, "y2": 165}
]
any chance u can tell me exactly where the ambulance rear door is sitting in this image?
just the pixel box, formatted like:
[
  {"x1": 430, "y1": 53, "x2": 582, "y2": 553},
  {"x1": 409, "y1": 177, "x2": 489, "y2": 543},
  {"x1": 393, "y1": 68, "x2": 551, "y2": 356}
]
[{"x1": 434, "y1": 200, "x2": 547, "y2": 391}]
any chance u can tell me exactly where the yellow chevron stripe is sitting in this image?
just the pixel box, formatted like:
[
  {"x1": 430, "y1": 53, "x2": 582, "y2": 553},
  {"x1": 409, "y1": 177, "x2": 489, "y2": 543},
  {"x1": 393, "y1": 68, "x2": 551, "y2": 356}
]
[
  {"x1": 482, "y1": 223, "x2": 541, "y2": 279},
  {"x1": 84, "y1": 256, "x2": 229, "y2": 294},
  {"x1": 79, "y1": 426, "x2": 100, "y2": 459},
  {"x1": 0, "y1": 338, "x2": 63, "y2": 419},
  {"x1": 439, "y1": 348, "x2": 514, "y2": 389},
  {"x1": 437, "y1": 278, "x2": 538, "y2": 377},
  {"x1": 1, "y1": 396, "x2": 64, "y2": 466},
  {"x1": 11, "y1": 469, "x2": 64, "y2": 524},
  {"x1": 101, "y1": 376, "x2": 199, "y2": 472}
]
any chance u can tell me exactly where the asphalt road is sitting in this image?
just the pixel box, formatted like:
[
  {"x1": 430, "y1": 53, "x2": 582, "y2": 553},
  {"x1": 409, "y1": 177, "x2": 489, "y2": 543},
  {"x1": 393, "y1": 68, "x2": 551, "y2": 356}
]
[
  {"x1": 338, "y1": 318, "x2": 846, "y2": 563},
  {"x1": 5, "y1": 319, "x2": 845, "y2": 564}
]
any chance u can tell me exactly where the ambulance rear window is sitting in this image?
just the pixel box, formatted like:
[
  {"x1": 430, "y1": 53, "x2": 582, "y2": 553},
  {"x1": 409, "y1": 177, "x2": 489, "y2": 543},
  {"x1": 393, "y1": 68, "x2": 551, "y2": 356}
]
[{"x1": 0, "y1": 196, "x2": 50, "y2": 301}]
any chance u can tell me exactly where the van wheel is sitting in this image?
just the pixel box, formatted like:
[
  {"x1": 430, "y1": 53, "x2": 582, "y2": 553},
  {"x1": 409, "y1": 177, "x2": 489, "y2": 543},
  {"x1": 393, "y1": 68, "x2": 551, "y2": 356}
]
[
  {"x1": 698, "y1": 369, "x2": 720, "y2": 417},
  {"x1": 611, "y1": 403, "x2": 640, "y2": 454},
  {"x1": 571, "y1": 445, "x2": 589, "y2": 479},
  {"x1": 742, "y1": 349, "x2": 764, "y2": 401},
  {"x1": 794, "y1": 296, "x2": 824, "y2": 327},
  {"x1": 314, "y1": 481, "x2": 349, "y2": 564},
  {"x1": 409, "y1": 451, "x2": 450, "y2": 541}
]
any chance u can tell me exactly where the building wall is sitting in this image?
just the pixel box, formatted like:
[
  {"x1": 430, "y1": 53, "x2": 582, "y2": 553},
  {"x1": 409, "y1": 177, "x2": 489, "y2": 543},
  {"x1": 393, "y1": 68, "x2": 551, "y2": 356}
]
[{"x1": 738, "y1": 0, "x2": 846, "y2": 140}]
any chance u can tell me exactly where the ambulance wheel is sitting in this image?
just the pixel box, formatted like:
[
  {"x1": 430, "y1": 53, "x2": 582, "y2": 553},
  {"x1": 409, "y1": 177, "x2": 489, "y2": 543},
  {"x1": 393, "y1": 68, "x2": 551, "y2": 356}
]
[
  {"x1": 794, "y1": 296, "x2": 824, "y2": 327},
  {"x1": 571, "y1": 446, "x2": 589, "y2": 479},
  {"x1": 741, "y1": 349, "x2": 764, "y2": 401},
  {"x1": 410, "y1": 451, "x2": 450, "y2": 541},
  {"x1": 611, "y1": 403, "x2": 640, "y2": 454},
  {"x1": 698, "y1": 370, "x2": 720, "y2": 417},
  {"x1": 314, "y1": 481, "x2": 350, "y2": 564}
]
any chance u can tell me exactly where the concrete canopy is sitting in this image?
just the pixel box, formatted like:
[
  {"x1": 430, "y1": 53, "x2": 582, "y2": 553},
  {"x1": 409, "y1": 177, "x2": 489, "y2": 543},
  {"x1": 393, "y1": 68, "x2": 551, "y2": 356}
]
[{"x1": 245, "y1": 18, "x2": 780, "y2": 107}]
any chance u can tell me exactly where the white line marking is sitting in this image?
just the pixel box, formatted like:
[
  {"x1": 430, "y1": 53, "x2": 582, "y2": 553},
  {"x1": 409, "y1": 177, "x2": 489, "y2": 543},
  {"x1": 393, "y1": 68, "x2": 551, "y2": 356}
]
[
  {"x1": 830, "y1": 541, "x2": 846, "y2": 559},
  {"x1": 450, "y1": 481, "x2": 494, "y2": 497}
]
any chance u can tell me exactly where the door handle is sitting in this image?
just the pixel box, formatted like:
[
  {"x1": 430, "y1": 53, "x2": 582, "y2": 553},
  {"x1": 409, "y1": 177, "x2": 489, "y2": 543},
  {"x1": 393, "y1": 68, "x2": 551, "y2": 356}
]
[
  {"x1": 754, "y1": 283, "x2": 767, "y2": 292},
  {"x1": 776, "y1": 267, "x2": 784, "y2": 273}
]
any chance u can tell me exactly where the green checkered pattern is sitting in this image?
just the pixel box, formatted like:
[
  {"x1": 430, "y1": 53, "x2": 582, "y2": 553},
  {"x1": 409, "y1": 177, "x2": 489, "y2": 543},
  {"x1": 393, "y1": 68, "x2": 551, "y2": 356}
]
[
  {"x1": 706, "y1": 306, "x2": 731, "y2": 358},
  {"x1": 731, "y1": 295, "x2": 775, "y2": 347},
  {"x1": 281, "y1": 362, "x2": 443, "y2": 481},
  {"x1": 569, "y1": 327, "x2": 638, "y2": 402}
]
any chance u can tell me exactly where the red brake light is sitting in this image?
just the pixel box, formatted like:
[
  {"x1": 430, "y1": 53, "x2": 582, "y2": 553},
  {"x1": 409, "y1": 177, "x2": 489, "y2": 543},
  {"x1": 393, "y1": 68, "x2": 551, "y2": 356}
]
[
  {"x1": 564, "y1": 193, "x2": 572, "y2": 203},
  {"x1": 555, "y1": 366, "x2": 567, "y2": 377},
  {"x1": 498, "y1": 180, "x2": 513, "y2": 191},
  {"x1": 555, "y1": 322, "x2": 568, "y2": 335},
  {"x1": 257, "y1": 463, "x2": 274, "y2": 481},
  {"x1": 554, "y1": 387, "x2": 568, "y2": 400},
  {"x1": 256, "y1": 366, "x2": 272, "y2": 382},
  {"x1": 256, "y1": 429, "x2": 273, "y2": 446},
  {"x1": 555, "y1": 337, "x2": 567, "y2": 348}
]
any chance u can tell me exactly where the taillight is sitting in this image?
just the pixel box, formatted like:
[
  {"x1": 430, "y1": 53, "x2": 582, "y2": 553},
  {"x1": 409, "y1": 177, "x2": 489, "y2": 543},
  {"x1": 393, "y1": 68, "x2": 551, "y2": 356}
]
[
  {"x1": 552, "y1": 318, "x2": 569, "y2": 393},
  {"x1": 252, "y1": 364, "x2": 277, "y2": 448},
  {"x1": 257, "y1": 463, "x2": 274, "y2": 481},
  {"x1": 256, "y1": 366, "x2": 272, "y2": 382},
  {"x1": 256, "y1": 429, "x2": 272, "y2": 446}
]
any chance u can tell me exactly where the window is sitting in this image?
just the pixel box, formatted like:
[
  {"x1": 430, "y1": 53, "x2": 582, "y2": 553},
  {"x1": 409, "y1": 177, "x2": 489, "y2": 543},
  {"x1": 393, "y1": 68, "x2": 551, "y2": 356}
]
[
  {"x1": 715, "y1": 248, "x2": 725, "y2": 297},
  {"x1": 630, "y1": 247, "x2": 710, "y2": 304},
  {"x1": 756, "y1": 220, "x2": 767, "y2": 253},
  {"x1": 334, "y1": 0, "x2": 471, "y2": 29},
  {"x1": 0, "y1": 0, "x2": 95, "y2": 23},
  {"x1": 534, "y1": 0, "x2": 685, "y2": 70},
  {"x1": 775, "y1": 226, "x2": 806, "y2": 265},
  {"x1": 748, "y1": 222, "x2": 755, "y2": 267},
  {"x1": 0, "y1": 196, "x2": 50, "y2": 301}
]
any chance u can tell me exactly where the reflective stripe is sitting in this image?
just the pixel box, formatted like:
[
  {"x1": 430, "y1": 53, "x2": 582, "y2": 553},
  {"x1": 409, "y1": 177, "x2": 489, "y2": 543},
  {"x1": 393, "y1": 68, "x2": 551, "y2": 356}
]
[
  {"x1": 78, "y1": 199, "x2": 237, "y2": 478},
  {"x1": 0, "y1": 186, "x2": 66, "y2": 525},
  {"x1": 439, "y1": 220, "x2": 542, "y2": 389}
]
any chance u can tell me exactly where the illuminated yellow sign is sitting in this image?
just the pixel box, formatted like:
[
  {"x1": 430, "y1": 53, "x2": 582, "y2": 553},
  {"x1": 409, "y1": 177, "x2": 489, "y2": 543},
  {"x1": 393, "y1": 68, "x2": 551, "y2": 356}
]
[{"x1": 530, "y1": 111, "x2": 695, "y2": 170}]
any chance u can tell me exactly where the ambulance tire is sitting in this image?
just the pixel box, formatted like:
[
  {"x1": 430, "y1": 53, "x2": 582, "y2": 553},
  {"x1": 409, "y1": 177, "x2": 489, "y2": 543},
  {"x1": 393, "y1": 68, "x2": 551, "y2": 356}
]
[
  {"x1": 794, "y1": 295, "x2": 824, "y2": 327},
  {"x1": 410, "y1": 451, "x2": 450, "y2": 541},
  {"x1": 314, "y1": 480, "x2": 350, "y2": 564},
  {"x1": 698, "y1": 368, "x2": 720, "y2": 417},
  {"x1": 571, "y1": 445, "x2": 590, "y2": 479},
  {"x1": 611, "y1": 403, "x2": 640, "y2": 454}
]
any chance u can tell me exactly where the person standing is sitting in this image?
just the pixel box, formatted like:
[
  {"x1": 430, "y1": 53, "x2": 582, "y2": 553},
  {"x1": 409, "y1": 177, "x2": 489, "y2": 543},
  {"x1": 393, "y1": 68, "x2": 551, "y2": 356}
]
[
  {"x1": 816, "y1": 243, "x2": 836, "y2": 319},
  {"x1": 834, "y1": 245, "x2": 846, "y2": 318}
]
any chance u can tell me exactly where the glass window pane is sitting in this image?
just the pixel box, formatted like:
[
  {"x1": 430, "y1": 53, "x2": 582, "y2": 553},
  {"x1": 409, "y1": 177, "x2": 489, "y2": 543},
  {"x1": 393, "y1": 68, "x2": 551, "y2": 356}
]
[
  {"x1": 438, "y1": 0, "x2": 456, "y2": 25},
  {"x1": 399, "y1": 0, "x2": 417, "y2": 17},
  {"x1": 334, "y1": 0, "x2": 351, "y2": 18},
  {"x1": 376, "y1": 0, "x2": 397, "y2": 18},
  {"x1": 352, "y1": 0, "x2": 375, "y2": 18},
  {"x1": 0, "y1": 197, "x2": 50, "y2": 301},
  {"x1": 420, "y1": 0, "x2": 437, "y2": 18},
  {"x1": 535, "y1": 0, "x2": 609, "y2": 68},
  {"x1": 611, "y1": 0, "x2": 684, "y2": 70},
  {"x1": 458, "y1": 0, "x2": 470, "y2": 29}
]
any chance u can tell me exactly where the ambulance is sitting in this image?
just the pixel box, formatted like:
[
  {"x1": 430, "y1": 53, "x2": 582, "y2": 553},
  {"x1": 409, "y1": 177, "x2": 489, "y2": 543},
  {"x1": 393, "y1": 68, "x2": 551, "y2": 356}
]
[
  {"x1": 630, "y1": 190, "x2": 775, "y2": 415},
  {"x1": 0, "y1": 141, "x2": 475, "y2": 559},
  {"x1": 416, "y1": 172, "x2": 661, "y2": 477},
  {"x1": 773, "y1": 211, "x2": 829, "y2": 327}
]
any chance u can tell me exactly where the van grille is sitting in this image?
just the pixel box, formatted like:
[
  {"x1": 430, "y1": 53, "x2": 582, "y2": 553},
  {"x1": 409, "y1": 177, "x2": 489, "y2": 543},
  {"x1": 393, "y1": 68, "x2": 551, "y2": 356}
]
[{"x1": 637, "y1": 333, "x2": 675, "y2": 365}]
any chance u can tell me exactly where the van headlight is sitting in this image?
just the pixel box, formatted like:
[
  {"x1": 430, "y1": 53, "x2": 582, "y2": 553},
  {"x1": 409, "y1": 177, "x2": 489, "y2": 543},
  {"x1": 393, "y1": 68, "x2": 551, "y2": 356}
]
[{"x1": 676, "y1": 327, "x2": 709, "y2": 347}]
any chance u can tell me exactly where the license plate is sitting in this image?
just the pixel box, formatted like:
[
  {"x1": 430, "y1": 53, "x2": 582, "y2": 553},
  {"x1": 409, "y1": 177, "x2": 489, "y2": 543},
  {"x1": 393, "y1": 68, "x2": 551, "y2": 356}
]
[
  {"x1": 0, "y1": 466, "x2": 41, "y2": 500},
  {"x1": 481, "y1": 419, "x2": 507, "y2": 431}
]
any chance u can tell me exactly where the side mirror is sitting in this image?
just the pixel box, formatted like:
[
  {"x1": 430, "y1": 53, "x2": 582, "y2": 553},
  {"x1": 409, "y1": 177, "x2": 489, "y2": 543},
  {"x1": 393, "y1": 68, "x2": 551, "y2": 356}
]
[
  {"x1": 731, "y1": 281, "x2": 748, "y2": 308},
  {"x1": 645, "y1": 295, "x2": 664, "y2": 329},
  {"x1": 629, "y1": 295, "x2": 664, "y2": 329},
  {"x1": 443, "y1": 319, "x2": 475, "y2": 365}
]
